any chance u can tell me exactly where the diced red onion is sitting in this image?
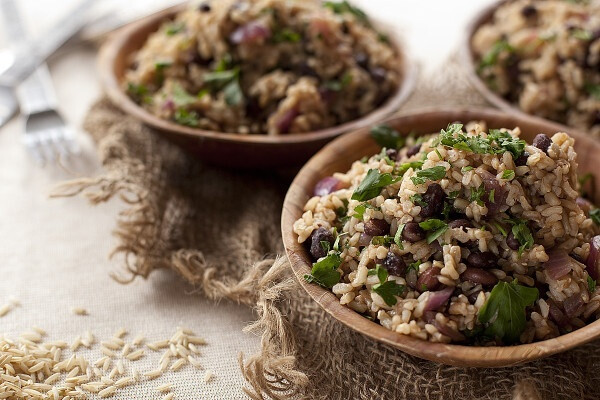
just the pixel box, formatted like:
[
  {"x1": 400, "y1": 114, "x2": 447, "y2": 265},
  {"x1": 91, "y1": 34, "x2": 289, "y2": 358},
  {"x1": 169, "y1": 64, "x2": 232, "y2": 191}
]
[
  {"x1": 576, "y1": 197, "x2": 592, "y2": 216},
  {"x1": 230, "y1": 21, "x2": 271, "y2": 44},
  {"x1": 544, "y1": 249, "x2": 574, "y2": 280},
  {"x1": 162, "y1": 99, "x2": 175, "y2": 112},
  {"x1": 274, "y1": 108, "x2": 299, "y2": 134},
  {"x1": 424, "y1": 286, "x2": 454, "y2": 311},
  {"x1": 314, "y1": 177, "x2": 342, "y2": 196},
  {"x1": 563, "y1": 294, "x2": 584, "y2": 319},
  {"x1": 586, "y1": 235, "x2": 600, "y2": 280},
  {"x1": 357, "y1": 233, "x2": 372, "y2": 247},
  {"x1": 310, "y1": 17, "x2": 333, "y2": 40},
  {"x1": 479, "y1": 169, "x2": 507, "y2": 215},
  {"x1": 318, "y1": 87, "x2": 337, "y2": 105}
]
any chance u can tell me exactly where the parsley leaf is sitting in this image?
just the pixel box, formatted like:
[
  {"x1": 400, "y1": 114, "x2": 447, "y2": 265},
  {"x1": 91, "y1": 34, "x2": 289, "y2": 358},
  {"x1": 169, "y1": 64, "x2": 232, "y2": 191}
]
[
  {"x1": 224, "y1": 80, "x2": 243, "y2": 106},
  {"x1": 370, "y1": 125, "x2": 405, "y2": 149},
  {"x1": 488, "y1": 130, "x2": 526, "y2": 159},
  {"x1": 588, "y1": 276, "x2": 597, "y2": 293},
  {"x1": 371, "y1": 235, "x2": 395, "y2": 246},
  {"x1": 410, "y1": 166, "x2": 447, "y2": 185},
  {"x1": 478, "y1": 39, "x2": 514, "y2": 71},
  {"x1": 470, "y1": 184, "x2": 486, "y2": 206},
  {"x1": 585, "y1": 84, "x2": 600, "y2": 100},
  {"x1": 502, "y1": 170, "x2": 515, "y2": 180},
  {"x1": 203, "y1": 68, "x2": 240, "y2": 87},
  {"x1": 273, "y1": 28, "x2": 301, "y2": 43},
  {"x1": 165, "y1": 22, "x2": 185, "y2": 35},
  {"x1": 478, "y1": 280, "x2": 538, "y2": 344},
  {"x1": 506, "y1": 218, "x2": 535, "y2": 255},
  {"x1": 304, "y1": 253, "x2": 342, "y2": 288},
  {"x1": 372, "y1": 281, "x2": 405, "y2": 306},
  {"x1": 439, "y1": 124, "x2": 526, "y2": 159},
  {"x1": 419, "y1": 219, "x2": 448, "y2": 244},
  {"x1": 571, "y1": 28, "x2": 592, "y2": 40},
  {"x1": 172, "y1": 84, "x2": 198, "y2": 107},
  {"x1": 394, "y1": 224, "x2": 405, "y2": 250},
  {"x1": 352, "y1": 169, "x2": 401, "y2": 201},
  {"x1": 461, "y1": 166, "x2": 474, "y2": 173},
  {"x1": 323, "y1": 0, "x2": 370, "y2": 26},
  {"x1": 410, "y1": 194, "x2": 428, "y2": 208},
  {"x1": 155, "y1": 60, "x2": 173, "y2": 70},
  {"x1": 173, "y1": 109, "x2": 200, "y2": 127},
  {"x1": 489, "y1": 189, "x2": 496, "y2": 203},
  {"x1": 590, "y1": 209, "x2": 600, "y2": 226},
  {"x1": 395, "y1": 161, "x2": 424, "y2": 176},
  {"x1": 368, "y1": 264, "x2": 388, "y2": 284},
  {"x1": 492, "y1": 221, "x2": 508, "y2": 237}
]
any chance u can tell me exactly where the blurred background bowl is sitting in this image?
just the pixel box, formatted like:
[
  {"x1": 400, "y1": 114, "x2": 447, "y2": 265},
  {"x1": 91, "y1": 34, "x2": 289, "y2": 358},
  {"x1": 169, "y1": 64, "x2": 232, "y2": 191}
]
[
  {"x1": 98, "y1": 4, "x2": 417, "y2": 169},
  {"x1": 282, "y1": 107, "x2": 600, "y2": 367}
]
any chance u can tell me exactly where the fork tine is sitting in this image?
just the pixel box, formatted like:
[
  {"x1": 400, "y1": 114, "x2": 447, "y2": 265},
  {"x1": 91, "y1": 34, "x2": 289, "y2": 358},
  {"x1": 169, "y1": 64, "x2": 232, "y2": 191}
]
[
  {"x1": 22, "y1": 133, "x2": 46, "y2": 166},
  {"x1": 49, "y1": 127, "x2": 72, "y2": 160},
  {"x1": 38, "y1": 129, "x2": 58, "y2": 163}
]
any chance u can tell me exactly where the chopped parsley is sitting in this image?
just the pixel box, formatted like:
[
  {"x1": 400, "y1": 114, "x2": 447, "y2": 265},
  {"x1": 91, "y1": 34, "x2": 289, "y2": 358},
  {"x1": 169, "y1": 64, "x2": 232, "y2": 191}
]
[
  {"x1": 488, "y1": 189, "x2": 496, "y2": 204},
  {"x1": 410, "y1": 194, "x2": 428, "y2": 208},
  {"x1": 368, "y1": 264, "x2": 388, "y2": 283},
  {"x1": 470, "y1": 184, "x2": 486, "y2": 206},
  {"x1": 155, "y1": 60, "x2": 173, "y2": 70},
  {"x1": 323, "y1": 0, "x2": 370, "y2": 26},
  {"x1": 203, "y1": 65, "x2": 243, "y2": 106},
  {"x1": 478, "y1": 280, "x2": 538, "y2": 344},
  {"x1": 448, "y1": 190, "x2": 460, "y2": 199},
  {"x1": 419, "y1": 219, "x2": 448, "y2": 244},
  {"x1": 395, "y1": 161, "x2": 424, "y2": 176},
  {"x1": 410, "y1": 166, "x2": 447, "y2": 185},
  {"x1": 502, "y1": 170, "x2": 515, "y2": 180},
  {"x1": 273, "y1": 28, "x2": 301, "y2": 43},
  {"x1": 588, "y1": 276, "x2": 597, "y2": 293},
  {"x1": 372, "y1": 280, "x2": 405, "y2": 306},
  {"x1": 492, "y1": 221, "x2": 508, "y2": 237},
  {"x1": 223, "y1": 80, "x2": 243, "y2": 106},
  {"x1": 371, "y1": 235, "x2": 395, "y2": 247},
  {"x1": 571, "y1": 28, "x2": 592, "y2": 40},
  {"x1": 585, "y1": 84, "x2": 600, "y2": 100},
  {"x1": 165, "y1": 22, "x2": 185, "y2": 36},
  {"x1": 304, "y1": 252, "x2": 342, "y2": 288},
  {"x1": 127, "y1": 83, "x2": 152, "y2": 104},
  {"x1": 478, "y1": 39, "x2": 514, "y2": 71},
  {"x1": 590, "y1": 209, "x2": 600, "y2": 226},
  {"x1": 406, "y1": 260, "x2": 421, "y2": 273},
  {"x1": 461, "y1": 166, "x2": 474, "y2": 173},
  {"x1": 439, "y1": 124, "x2": 526, "y2": 159},
  {"x1": 324, "y1": 72, "x2": 353, "y2": 92},
  {"x1": 370, "y1": 125, "x2": 405, "y2": 149},
  {"x1": 173, "y1": 109, "x2": 199, "y2": 127},
  {"x1": 506, "y1": 218, "x2": 535, "y2": 255},
  {"x1": 351, "y1": 169, "x2": 401, "y2": 201},
  {"x1": 394, "y1": 224, "x2": 405, "y2": 250},
  {"x1": 172, "y1": 84, "x2": 198, "y2": 107}
]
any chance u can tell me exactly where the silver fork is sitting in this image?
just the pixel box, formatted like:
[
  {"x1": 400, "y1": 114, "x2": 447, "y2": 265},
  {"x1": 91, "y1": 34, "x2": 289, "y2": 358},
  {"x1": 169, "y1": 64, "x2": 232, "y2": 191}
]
[{"x1": 17, "y1": 65, "x2": 78, "y2": 164}]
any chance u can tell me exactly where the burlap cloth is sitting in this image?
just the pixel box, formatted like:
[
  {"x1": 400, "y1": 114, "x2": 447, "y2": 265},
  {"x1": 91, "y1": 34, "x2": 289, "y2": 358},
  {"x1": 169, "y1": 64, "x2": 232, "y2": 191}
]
[{"x1": 54, "y1": 59, "x2": 600, "y2": 399}]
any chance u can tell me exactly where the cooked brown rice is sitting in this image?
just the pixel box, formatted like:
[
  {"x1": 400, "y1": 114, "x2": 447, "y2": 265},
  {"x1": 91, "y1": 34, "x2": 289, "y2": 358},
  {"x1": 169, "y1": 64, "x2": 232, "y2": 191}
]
[
  {"x1": 124, "y1": 0, "x2": 402, "y2": 135},
  {"x1": 472, "y1": 0, "x2": 600, "y2": 136},
  {"x1": 294, "y1": 121, "x2": 600, "y2": 344}
]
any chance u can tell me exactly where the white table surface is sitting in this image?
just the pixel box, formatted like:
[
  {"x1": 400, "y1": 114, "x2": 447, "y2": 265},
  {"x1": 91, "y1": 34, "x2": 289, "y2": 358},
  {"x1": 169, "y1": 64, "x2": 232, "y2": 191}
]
[{"x1": 0, "y1": 1, "x2": 495, "y2": 398}]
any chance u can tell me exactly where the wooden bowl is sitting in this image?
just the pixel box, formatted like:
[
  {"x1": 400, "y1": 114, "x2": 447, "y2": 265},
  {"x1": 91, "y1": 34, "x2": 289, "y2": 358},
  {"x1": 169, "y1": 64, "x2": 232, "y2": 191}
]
[
  {"x1": 97, "y1": 4, "x2": 417, "y2": 169},
  {"x1": 282, "y1": 107, "x2": 600, "y2": 367}
]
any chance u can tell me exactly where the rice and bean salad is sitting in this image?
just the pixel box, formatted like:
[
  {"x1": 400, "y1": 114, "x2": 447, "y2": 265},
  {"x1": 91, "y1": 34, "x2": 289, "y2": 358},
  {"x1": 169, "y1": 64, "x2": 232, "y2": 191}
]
[
  {"x1": 124, "y1": 0, "x2": 401, "y2": 135},
  {"x1": 293, "y1": 122, "x2": 600, "y2": 345},
  {"x1": 472, "y1": 0, "x2": 600, "y2": 136}
]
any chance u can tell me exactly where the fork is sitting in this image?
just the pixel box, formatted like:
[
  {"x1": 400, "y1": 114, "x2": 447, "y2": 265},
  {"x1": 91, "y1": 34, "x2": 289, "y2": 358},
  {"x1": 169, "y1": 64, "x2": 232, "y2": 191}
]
[{"x1": 17, "y1": 65, "x2": 78, "y2": 164}]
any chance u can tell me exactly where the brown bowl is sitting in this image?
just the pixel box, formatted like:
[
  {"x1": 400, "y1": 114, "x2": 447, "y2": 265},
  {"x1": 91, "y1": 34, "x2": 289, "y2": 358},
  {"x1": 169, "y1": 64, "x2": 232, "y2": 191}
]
[
  {"x1": 97, "y1": 4, "x2": 417, "y2": 169},
  {"x1": 281, "y1": 107, "x2": 600, "y2": 367}
]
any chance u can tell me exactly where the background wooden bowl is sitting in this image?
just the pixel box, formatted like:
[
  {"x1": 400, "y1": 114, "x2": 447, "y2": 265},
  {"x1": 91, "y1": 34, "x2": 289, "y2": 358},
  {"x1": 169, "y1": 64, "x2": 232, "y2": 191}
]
[
  {"x1": 98, "y1": 4, "x2": 417, "y2": 169},
  {"x1": 282, "y1": 108, "x2": 600, "y2": 367}
]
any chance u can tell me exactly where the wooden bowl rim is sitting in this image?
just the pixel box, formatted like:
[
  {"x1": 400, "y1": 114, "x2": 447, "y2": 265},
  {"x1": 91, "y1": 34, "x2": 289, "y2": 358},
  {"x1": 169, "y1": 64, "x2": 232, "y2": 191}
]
[
  {"x1": 97, "y1": 3, "x2": 417, "y2": 146},
  {"x1": 281, "y1": 107, "x2": 600, "y2": 367}
]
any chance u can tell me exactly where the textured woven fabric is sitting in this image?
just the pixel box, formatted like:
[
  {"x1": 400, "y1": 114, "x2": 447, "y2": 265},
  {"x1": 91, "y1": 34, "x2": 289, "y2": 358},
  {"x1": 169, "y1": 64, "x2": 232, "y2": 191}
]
[{"x1": 56, "y1": 58, "x2": 600, "y2": 400}]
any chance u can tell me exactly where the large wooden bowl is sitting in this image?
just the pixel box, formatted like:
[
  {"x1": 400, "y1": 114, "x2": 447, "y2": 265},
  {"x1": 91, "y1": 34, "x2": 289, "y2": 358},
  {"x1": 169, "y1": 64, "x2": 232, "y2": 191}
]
[
  {"x1": 282, "y1": 108, "x2": 600, "y2": 367},
  {"x1": 97, "y1": 4, "x2": 416, "y2": 169}
]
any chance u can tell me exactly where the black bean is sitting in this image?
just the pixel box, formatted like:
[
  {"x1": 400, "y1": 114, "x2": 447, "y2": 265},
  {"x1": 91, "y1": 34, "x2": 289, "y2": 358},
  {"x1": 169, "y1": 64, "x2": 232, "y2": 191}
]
[
  {"x1": 466, "y1": 252, "x2": 496, "y2": 269},
  {"x1": 417, "y1": 267, "x2": 441, "y2": 292},
  {"x1": 309, "y1": 227, "x2": 334, "y2": 260},
  {"x1": 402, "y1": 222, "x2": 426, "y2": 243},
  {"x1": 299, "y1": 62, "x2": 318, "y2": 78},
  {"x1": 406, "y1": 143, "x2": 421, "y2": 157},
  {"x1": 370, "y1": 67, "x2": 387, "y2": 83},
  {"x1": 533, "y1": 134, "x2": 552, "y2": 154},
  {"x1": 521, "y1": 5, "x2": 537, "y2": 18},
  {"x1": 467, "y1": 290, "x2": 482, "y2": 304},
  {"x1": 506, "y1": 232, "x2": 520, "y2": 251},
  {"x1": 198, "y1": 2, "x2": 211, "y2": 12},
  {"x1": 364, "y1": 219, "x2": 390, "y2": 236},
  {"x1": 420, "y1": 184, "x2": 446, "y2": 218},
  {"x1": 354, "y1": 52, "x2": 369, "y2": 69},
  {"x1": 448, "y1": 219, "x2": 473, "y2": 231},
  {"x1": 461, "y1": 267, "x2": 498, "y2": 287},
  {"x1": 382, "y1": 252, "x2": 406, "y2": 276},
  {"x1": 514, "y1": 151, "x2": 529, "y2": 166}
]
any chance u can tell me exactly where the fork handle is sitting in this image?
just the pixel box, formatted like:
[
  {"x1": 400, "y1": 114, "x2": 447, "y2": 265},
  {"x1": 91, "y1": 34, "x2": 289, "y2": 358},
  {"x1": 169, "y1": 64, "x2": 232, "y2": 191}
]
[{"x1": 16, "y1": 64, "x2": 57, "y2": 114}]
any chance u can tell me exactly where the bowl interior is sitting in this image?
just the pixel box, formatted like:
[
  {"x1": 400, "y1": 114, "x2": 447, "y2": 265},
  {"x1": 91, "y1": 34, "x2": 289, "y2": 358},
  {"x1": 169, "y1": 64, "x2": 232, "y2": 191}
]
[
  {"x1": 282, "y1": 107, "x2": 600, "y2": 367},
  {"x1": 98, "y1": 4, "x2": 417, "y2": 146}
]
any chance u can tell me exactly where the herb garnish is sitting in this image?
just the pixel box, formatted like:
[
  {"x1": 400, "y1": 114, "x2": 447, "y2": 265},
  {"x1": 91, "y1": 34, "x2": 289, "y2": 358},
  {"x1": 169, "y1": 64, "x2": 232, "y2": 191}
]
[
  {"x1": 127, "y1": 83, "x2": 152, "y2": 104},
  {"x1": 172, "y1": 84, "x2": 198, "y2": 107},
  {"x1": 173, "y1": 109, "x2": 200, "y2": 127},
  {"x1": 488, "y1": 189, "x2": 496, "y2": 204},
  {"x1": 395, "y1": 161, "x2": 424, "y2": 176},
  {"x1": 368, "y1": 264, "x2": 388, "y2": 282},
  {"x1": 368, "y1": 264, "x2": 405, "y2": 306},
  {"x1": 410, "y1": 194, "x2": 428, "y2": 208},
  {"x1": 502, "y1": 170, "x2": 515, "y2": 180},
  {"x1": 439, "y1": 124, "x2": 526, "y2": 159},
  {"x1": 371, "y1": 235, "x2": 395, "y2": 247},
  {"x1": 394, "y1": 224, "x2": 405, "y2": 250},
  {"x1": 203, "y1": 61, "x2": 244, "y2": 106},
  {"x1": 165, "y1": 22, "x2": 185, "y2": 35},
  {"x1": 461, "y1": 166, "x2": 474, "y2": 173},
  {"x1": 351, "y1": 169, "x2": 401, "y2": 201},
  {"x1": 590, "y1": 209, "x2": 600, "y2": 226},
  {"x1": 323, "y1": 0, "x2": 370, "y2": 26},
  {"x1": 324, "y1": 72, "x2": 353, "y2": 92},
  {"x1": 478, "y1": 39, "x2": 514, "y2": 71},
  {"x1": 352, "y1": 203, "x2": 379, "y2": 220},
  {"x1": 571, "y1": 28, "x2": 592, "y2": 40},
  {"x1": 273, "y1": 28, "x2": 301, "y2": 43},
  {"x1": 419, "y1": 219, "x2": 448, "y2": 244},
  {"x1": 410, "y1": 166, "x2": 447, "y2": 185},
  {"x1": 506, "y1": 218, "x2": 534, "y2": 255},
  {"x1": 304, "y1": 253, "x2": 341, "y2": 288},
  {"x1": 470, "y1": 184, "x2": 486, "y2": 206},
  {"x1": 588, "y1": 276, "x2": 597, "y2": 293},
  {"x1": 478, "y1": 280, "x2": 538, "y2": 344},
  {"x1": 585, "y1": 84, "x2": 600, "y2": 100},
  {"x1": 370, "y1": 125, "x2": 405, "y2": 149}
]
